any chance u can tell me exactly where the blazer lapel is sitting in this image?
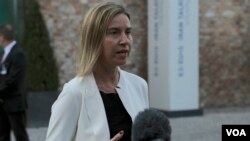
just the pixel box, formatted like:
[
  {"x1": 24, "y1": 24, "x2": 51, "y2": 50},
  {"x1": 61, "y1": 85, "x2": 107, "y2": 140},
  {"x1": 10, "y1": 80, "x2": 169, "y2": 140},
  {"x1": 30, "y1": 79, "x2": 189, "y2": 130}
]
[
  {"x1": 116, "y1": 70, "x2": 136, "y2": 121},
  {"x1": 82, "y1": 73, "x2": 110, "y2": 140},
  {"x1": 3, "y1": 44, "x2": 17, "y2": 64}
]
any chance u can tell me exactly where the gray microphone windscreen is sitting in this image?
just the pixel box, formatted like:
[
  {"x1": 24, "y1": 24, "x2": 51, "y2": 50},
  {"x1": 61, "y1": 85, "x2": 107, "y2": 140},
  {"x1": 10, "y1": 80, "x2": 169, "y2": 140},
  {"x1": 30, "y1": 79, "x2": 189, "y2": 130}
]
[{"x1": 132, "y1": 108, "x2": 171, "y2": 141}]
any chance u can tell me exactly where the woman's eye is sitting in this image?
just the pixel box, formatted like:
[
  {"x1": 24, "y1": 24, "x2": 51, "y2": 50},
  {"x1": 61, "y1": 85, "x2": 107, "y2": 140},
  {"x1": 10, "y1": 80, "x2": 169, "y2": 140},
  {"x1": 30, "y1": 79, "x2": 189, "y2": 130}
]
[
  {"x1": 126, "y1": 31, "x2": 131, "y2": 35},
  {"x1": 111, "y1": 31, "x2": 118, "y2": 35},
  {"x1": 107, "y1": 29, "x2": 119, "y2": 35}
]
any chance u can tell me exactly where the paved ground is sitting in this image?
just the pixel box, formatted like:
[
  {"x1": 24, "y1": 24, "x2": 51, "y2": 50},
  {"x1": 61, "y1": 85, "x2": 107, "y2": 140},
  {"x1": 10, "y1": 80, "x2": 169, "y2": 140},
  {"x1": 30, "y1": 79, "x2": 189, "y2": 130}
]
[
  {"x1": 170, "y1": 106, "x2": 250, "y2": 141},
  {"x1": 11, "y1": 106, "x2": 250, "y2": 141}
]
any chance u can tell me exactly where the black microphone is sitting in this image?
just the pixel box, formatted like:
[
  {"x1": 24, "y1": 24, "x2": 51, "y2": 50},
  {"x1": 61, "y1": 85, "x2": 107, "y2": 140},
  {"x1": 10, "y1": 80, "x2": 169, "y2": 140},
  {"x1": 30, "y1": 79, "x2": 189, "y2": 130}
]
[{"x1": 132, "y1": 108, "x2": 171, "y2": 141}]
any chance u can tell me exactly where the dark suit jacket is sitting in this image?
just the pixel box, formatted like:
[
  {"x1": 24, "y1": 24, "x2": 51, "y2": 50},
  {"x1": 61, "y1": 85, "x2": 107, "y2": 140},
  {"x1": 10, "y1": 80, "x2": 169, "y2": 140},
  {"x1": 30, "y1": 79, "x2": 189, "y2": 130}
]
[{"x1": 0, "y1": 43, "x2": 27, "y2": 113}]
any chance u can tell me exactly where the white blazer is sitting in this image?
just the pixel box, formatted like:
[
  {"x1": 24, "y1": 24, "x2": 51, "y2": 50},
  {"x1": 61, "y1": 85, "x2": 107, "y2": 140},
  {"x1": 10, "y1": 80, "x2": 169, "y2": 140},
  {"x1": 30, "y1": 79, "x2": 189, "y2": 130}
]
[{"x1": 46, "y1": 70, "x2": 149, "y2": 141}]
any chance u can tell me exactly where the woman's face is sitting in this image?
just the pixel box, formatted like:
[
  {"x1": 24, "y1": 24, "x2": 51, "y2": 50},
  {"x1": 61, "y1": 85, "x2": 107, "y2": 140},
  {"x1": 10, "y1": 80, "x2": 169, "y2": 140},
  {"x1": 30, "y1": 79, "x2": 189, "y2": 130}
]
[{"x1": 100, "y1": 13, "x2": 133, "y2": 67}]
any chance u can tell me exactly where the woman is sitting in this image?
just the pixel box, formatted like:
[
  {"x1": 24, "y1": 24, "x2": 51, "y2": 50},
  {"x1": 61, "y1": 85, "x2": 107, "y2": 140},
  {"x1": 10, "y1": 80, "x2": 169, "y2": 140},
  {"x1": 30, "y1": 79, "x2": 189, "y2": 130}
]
[{"x1": 46, "y1": 2, "x2": 149, "y2": 141}]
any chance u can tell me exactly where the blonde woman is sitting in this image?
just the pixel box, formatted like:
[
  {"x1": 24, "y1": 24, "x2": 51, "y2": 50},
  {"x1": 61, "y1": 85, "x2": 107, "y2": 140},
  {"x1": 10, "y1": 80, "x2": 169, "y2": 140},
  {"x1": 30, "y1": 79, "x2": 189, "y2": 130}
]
[{"x1": 46, "y1": 2, "x2": 149, "y2": 141}]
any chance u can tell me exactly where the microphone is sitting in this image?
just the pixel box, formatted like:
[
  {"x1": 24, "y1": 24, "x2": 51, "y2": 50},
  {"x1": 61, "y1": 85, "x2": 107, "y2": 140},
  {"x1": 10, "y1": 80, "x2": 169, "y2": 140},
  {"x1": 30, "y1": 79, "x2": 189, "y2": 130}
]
[{"x1": 132, "y1": 108, "x2": 171, "y2": 141}]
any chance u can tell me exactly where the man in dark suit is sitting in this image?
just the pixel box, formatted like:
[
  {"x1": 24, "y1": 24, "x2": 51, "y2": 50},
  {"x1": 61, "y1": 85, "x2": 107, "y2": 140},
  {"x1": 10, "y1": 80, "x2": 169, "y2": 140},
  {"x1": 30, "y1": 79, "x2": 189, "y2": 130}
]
[{"x1": 0, "y1": 24, "x2": 29, "y2": 141}]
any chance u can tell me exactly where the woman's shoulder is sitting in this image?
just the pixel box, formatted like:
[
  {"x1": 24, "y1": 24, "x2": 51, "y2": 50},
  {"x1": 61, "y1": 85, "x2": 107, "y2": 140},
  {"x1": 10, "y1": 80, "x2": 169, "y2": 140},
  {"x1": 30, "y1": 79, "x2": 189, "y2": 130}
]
[
  {"x1": 58, "y1": 76, "x2": 86, "y2": 98},
  {"x1": 63, "y1": 76, "x2": 83, "y2": 90},
  {"x1": 121, "y1": 70, "x2": 147, "y2": 85}
]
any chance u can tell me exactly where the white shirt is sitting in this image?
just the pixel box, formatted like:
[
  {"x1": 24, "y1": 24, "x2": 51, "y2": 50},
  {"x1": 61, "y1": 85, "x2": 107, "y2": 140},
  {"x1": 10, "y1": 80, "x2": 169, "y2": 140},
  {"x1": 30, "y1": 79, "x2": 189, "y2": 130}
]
[{"x1": 1, "y1": 40, "x2": 16, "y2": 63}]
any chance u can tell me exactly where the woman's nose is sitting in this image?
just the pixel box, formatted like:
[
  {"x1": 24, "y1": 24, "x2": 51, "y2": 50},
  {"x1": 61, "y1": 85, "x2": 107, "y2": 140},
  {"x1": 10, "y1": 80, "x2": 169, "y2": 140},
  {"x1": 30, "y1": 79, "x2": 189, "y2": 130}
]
[{"x1": 119, "y1": 33, "x2": 130, "y2": 44}]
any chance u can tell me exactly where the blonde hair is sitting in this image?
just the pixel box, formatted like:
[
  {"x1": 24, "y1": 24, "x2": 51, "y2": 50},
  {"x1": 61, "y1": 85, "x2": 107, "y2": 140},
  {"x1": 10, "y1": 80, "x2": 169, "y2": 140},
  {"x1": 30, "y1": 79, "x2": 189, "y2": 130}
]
[{"x1": 76, "y1": 2, "x2": 130, "y2": 76}]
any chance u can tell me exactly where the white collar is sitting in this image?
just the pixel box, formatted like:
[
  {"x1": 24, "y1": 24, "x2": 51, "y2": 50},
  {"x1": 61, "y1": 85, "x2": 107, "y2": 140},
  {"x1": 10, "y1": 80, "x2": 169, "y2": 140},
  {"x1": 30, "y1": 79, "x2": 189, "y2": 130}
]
[
  {"x1": 4, "y1": 40, "x2": 16, "y2": 53},
  {"x1": 1, "y1": 40, "x2": 16, "y2": 62}
]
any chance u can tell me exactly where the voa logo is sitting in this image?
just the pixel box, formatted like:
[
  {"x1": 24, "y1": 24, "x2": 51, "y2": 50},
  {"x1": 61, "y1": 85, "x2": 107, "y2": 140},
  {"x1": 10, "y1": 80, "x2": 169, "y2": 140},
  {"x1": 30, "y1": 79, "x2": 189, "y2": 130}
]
[{"x1": 226, "y1": 129, "x2": 246, "y2": 136}]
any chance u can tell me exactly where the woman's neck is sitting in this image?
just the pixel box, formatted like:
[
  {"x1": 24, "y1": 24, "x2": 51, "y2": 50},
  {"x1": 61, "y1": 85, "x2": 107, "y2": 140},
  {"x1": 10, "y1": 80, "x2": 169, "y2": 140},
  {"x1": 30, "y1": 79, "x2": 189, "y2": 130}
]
[{"x1": 93, "y1": 66, "x2": 120, "y2": 93}]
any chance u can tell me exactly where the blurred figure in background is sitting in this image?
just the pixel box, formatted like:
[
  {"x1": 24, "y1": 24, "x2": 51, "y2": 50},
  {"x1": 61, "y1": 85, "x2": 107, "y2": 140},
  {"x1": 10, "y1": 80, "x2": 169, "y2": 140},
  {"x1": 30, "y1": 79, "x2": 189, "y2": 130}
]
[
  {"x1": 132, "y1": 109, "x2": 171, "y2": 141},
  {"x1": 46, "y1": 2, "x2": 148, "y2": 141},
  {"x1": 0, "y1": 24, "x2": 29, "y2": 141}
]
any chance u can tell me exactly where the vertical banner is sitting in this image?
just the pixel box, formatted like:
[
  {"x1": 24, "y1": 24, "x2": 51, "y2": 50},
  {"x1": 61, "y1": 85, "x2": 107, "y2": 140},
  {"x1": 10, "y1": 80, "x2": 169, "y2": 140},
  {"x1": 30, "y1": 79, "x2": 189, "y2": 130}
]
[{"x1": 148, "y1": 0, "x2": 200, "y2": 114}]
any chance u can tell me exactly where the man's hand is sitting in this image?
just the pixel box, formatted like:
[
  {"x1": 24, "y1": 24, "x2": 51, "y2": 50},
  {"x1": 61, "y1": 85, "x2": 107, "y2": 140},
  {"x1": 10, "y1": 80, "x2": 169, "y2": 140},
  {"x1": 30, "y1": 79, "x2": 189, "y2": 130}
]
[{"x1": 110, "y1": 130, "x2": 124, "y2": 141}]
